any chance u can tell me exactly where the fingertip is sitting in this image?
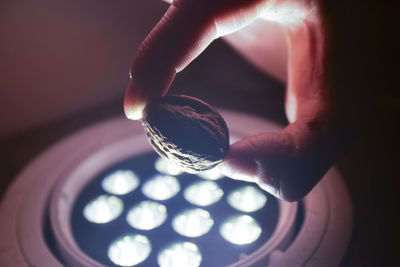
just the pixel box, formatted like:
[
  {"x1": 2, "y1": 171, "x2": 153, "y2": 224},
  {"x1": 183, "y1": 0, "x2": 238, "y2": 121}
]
[
  {"x1": 124, "y1": 79, "x2": 146, "y2": 120},
  {"x1": 219, "y1": 159, "x2": 258, "y2": 183}
]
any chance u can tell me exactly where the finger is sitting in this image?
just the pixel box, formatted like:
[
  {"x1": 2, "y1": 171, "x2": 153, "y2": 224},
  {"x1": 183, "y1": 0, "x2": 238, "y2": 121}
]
[
  {"x1": 124, "y1": 0, "x2": 269, "y2": 120},
  {"x1": 124, "y1": 3, "x2": 218, "y2": 120},
  {"x1": 219, "y1": 119, "x2": 349, "y2": 201}
]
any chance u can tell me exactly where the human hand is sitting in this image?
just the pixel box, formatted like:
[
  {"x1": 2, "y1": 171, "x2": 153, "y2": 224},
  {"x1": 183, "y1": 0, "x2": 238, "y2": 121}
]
[{"x1": 124, "y1": 0, "x2": 360, "y2": 201}]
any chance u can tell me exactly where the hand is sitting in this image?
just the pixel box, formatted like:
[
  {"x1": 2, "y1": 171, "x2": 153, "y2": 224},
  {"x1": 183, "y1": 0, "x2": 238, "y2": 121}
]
[{"x1": 124, "y1": 0, "x2": 363, "y2": 201}]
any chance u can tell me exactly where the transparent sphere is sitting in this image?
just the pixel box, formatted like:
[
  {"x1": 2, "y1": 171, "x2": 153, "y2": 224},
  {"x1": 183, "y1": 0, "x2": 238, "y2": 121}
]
[
  {"x1": 155, "y1": 157, "x2": 184, "y2": 176},
  {"x1": 83, "y1": 195, "x2": 123, "y2": 224},
  {"x1": 197, "y1": 166, "x2": 224, "y2": 180},
  {"x1": 108, "y1": 234, "x2": 151, "y2": 266},
  {"x1": 126, "y1": 201, "x2": 167, "y2": 230},
  {"x1": 227, "y1": 185, "x2": 267, "y2": 212},
  {"x1": 220, "y1": 215, "x2": 262, "y2": 245},
  {"x1": 172, "y1": 208, "x2": 214, "y2": 237},
  {"x1": 142, "y1": 174, "x2": 180, "y2": 201},
  {"x1": 183, "y1": 181, "x2": 223, "y2": 206},
  {"x1": 101, "y1": 170, "x2": 140, "y2": 195},
  {"x1": 158, "y1": 242, "x2": 202, "y2": 267}
]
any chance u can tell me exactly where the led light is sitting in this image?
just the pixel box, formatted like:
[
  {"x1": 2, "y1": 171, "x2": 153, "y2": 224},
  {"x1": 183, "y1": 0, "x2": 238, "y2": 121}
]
[
  {"x1": 158, "y1": 241, "x2": 202, "y2": 267},
  {"x1": 126, "y1": 201, "x2": 167, "y2": 230},
  {"x1": 101, "y1": 170, "x2": 140, "y2": 195},
  {"x1": 172, "y1": 208, "x2": 214, "y2": 237},
  {"x1": 183, "y1": 181, "x2": 223, "y2": 206},
  {"x1": 227, "y1": 185, "x2": 267, "y2": 212},
  {"x1": 155, "y1": 157, "x2": 184, "y2": 176},
  {"x1": 197, "y1": 166, "x2": 224, "y2": 180},
  {"x1": 108, "y1": 234, "x2": 151, "y2": 266},
  {"x1": 220, "y1": 215, "x2": 262, "y2": 245},
  {"x1": 142, "y1": 174, "x2": 180, "y2": 201},
  {"x1": 83, "y1": 195, "x2": 123, "y2": 224}
]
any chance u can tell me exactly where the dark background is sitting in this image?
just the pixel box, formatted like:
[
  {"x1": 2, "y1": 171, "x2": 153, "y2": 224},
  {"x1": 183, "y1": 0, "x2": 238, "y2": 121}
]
[{"x1": 1, "y1": 0, "x2": 398, "y2": 266}]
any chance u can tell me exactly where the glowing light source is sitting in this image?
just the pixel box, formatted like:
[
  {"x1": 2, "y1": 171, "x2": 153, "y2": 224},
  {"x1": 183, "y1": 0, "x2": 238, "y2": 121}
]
[
  {"x1": 83, "y1": 195, "x2": 123, "y2": 224},
  {"x1": 108, "y1": 234, "x2": 151, "y2": 266},
  {"x1": 183, "y1": 181, "x2": 223, "y2": 206},
  {"x1": 126, "y1": 201, "x2": 167, "y2": 230},
  {"x1": 158, "y1": 242, "x2": 202, "y2": 267},
  {"x1": 101, "y1": 170, "x2": 140, "y2": 195},
  {"x1": 220, "y1": 215, "x2": 262, "y2": 245},
  {"x1": 172, "y1": 208, "x2": 214, "y2": 237},
  {"x1": 142, "y1": 174, "x2": 180, "y2": 201},
  {"x1": 197, "y1": 166, "x2": 224, "y2": 180},
  {"x1": 155, "y1": 157, "x2": 184, "y2": 176},
  {"x1": 227, "y1": 185, "x2": 267, "y2": 212}
]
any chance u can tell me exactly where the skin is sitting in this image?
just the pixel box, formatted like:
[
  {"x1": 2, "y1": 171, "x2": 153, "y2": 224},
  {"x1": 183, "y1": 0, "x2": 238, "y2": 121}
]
[{"x1": 123, "y1": 0, "x2": 381, "y2": 201}]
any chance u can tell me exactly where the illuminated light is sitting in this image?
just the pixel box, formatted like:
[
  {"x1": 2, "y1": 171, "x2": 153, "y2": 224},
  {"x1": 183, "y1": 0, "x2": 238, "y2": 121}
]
[
  {"x1": 126, "y1": 201, "x2": 167, "y2": 230},
  {"x1": 142, "y1": 174, "x2": 180, "y2": 201},
  {"x1": 83, "y1": 195, "x2": 123, "y2": 224},
  {"x1": 220, "y1": 215, "x2": 262, "y2": 245},
  {"x1": 227, "y1": 185, "x2": 267, "y2": 212},
  {"x1": 155, "y1": 157, "x2": 184, "y2": 176},
  {"x1": 158, "y1": 242, "x2": 202, "y2": 267},
  {"x1": 183, "y1": 181, "x2": 223, "y2": 206},
  {"x1": 172, "y1": 208, "x2": 214, "y2": 237},
  {"x1": 101, "y1": 170, "x2": 140, "y2": 195},
  {"x1": 197, "y1": 166, "x2": 224, "y2": 180},
  {"x1": 108, "y1": 234, "x2": 151, "y2": 266}
]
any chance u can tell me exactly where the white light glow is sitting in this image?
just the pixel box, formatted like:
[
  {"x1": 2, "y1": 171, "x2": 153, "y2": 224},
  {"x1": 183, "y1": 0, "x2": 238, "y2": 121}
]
[
  {"x1": 83, "y1": 195, "x2": 123, "y2": 224},
  {"x1": 197, "y1": 166, "x2": 224, "y2": 180},
  {"x1": 183, "y1": 181, "x2": 223, "y2": 206},
  {"x1": 158, "y1": 242, "x2": 202, "y2": 267},
  {"x1": 101, "y1": 170, "x2": 140, "y2": 195},
  {"x1": 142, "y1": 174, "x2": 180, "y2": 201},
  {"x1": 126, "y1": 201, "x2": 167, "y2": 230},
  {"x1": 155, "y1": 157, "x2": 184, "y2": 176},
  {"x1": 172, "y1": 208, "x2": 214, "y2": 237},
  {"x1": 108, "y1": 234, "x2": 151, "y2": 266},
  {"x1": 227, "y1": 185, "x2": 267, "y2": 212},
  {"x1": 220, "y1": 215, "x2": 262, "y2": 245}
]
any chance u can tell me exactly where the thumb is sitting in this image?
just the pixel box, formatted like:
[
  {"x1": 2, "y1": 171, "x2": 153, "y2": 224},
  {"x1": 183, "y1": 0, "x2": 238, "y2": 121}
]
[{"x1": 219, "y1": 120, "x2": 345, "y2": 201}]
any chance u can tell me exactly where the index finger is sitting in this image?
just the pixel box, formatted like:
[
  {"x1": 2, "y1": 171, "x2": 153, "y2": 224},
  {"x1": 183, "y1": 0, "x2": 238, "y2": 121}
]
[{"x1": 124, "y1": 2, "x2": 218, "y2": 120}]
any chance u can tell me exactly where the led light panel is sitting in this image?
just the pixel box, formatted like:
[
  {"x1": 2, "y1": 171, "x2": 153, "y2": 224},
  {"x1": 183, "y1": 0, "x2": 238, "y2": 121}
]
[
  {"x1": 197, "y1": 166, "x2": 224, "y2": 180},
  {"x1": 155, "y1": 157, "x2": 184, "y2": 176},
  {"x1": 227, "y1": 185, "x2": 267, "y2": 212},
  {"x1": 158, "y1": 242, "x2": 202, "y2": 267},
  {"x1": 126, "y1": 200, "x2": 167, "y2": 230},
  {"x1": 220, "y1": 215, "x2": 262, "y2": 245},
  {"x1": 108, "y1": 234, "x2": 151, "y2": 266},
  {"x1": 83, "y1": 195, "x2": 123, "y2": 224},
  {"x1": 142, "y1": 174, "x2": 180, "y2": 201},
  {"x1": 73, "y1": 153, "x2": 278, "y2": 267},
  {"x1": 183, "y1": 181, "x2": 223, "y2": 206},
  {"x1": 101, "y1": 170, "x2": 140, "y2": 195},
  {"x1": 172, "y1": 208, "x2": 214, "y2": 237}
]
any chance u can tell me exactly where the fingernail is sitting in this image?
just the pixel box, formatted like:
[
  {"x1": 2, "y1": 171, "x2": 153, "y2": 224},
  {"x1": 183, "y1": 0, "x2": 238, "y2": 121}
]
[
  {"x1": 124, "y1": 80, "x2": 146, "y2": 120},
  {"x1": 219, "y1": 159, "x2": 258, "y2": 183}
]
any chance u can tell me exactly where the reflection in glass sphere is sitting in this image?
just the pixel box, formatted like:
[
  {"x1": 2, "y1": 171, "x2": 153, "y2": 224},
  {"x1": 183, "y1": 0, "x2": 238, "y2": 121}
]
[
  {"x1": 155, "y1": 157, "x2": 184, "y2": 176},
  {"x1": 172, "y1": 208, "x2": 214, "y2": 237},
  {"x1": 184, "y1": 181, "x2": 223, "y2": 206},
  {"x1": 108, "y1": 234, "x2": 151, "y2": 266},
  {"x1": 126, "y1": 201, "x2": 167, "y2": 230},
  {"x1": 197, "y1": 166, "x2": 224, "y2": 180},
  {"x1": 158, "y1": 242, "x2": 202, "y2": 267},
  {"x1": 101, "y1": 170, "x2": 140, "y2": 195},
  {"x1": 83, "y1": 195, "x2": 123, "y2": 224},
  {"x1": 142, "y1": 174, "x2": 180, "y2": 201},
  {"x1": 220, "y1": 215, "x2": 262, "y2": 245},
  {"x1": 227, "y1": 185, "x2": 267, "y2": 212}
]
